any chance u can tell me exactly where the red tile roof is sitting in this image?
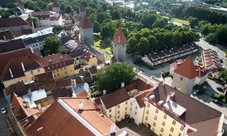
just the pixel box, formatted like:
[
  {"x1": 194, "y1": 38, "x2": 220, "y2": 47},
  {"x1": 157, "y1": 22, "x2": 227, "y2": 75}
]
[
  {"x1": 5, "y1": 81, "x2": 36, "y2": 96},
  {"x1": 174, "y1": 56, "x2": 197, "y2": 79},
  {"x1": 100, "y1": 88, "x2": 130, "y2": 109},
  {"x1": 0, "y1": 18, "x2": 30, "y2": 27},
  {"x1": 79, "y1": 3, "x2": 85, "y2": 12},
  {"x1": 0, "y1": 29, "x2": 13, "y2": 40},
  {"x1": 21, "y1": 29, "x2": 33, "y2": 35},
  {"x1": 202, "y1": 49, "x2": 222, "y2": 69},
  {"x1": 135, "y1": 90, "x2": 150, "y2": 108},
  {"x1": 79, "y1": 15, "x2": 93, "y2": 29},
  {"x1": 112, "y1": 28, "x2": 127, "y2": 44},
  {"x1": 0, "y1": 39, "x2": 25, "y2": 54},
  {"x1": 52, "y1": 1, "x2": 60, "y2": 7},
  {"x1": 34, "y1": 72, "x2": 57, "y2": 91},
  {"x1": 25, "y1": 98, "x2": 118, "y2": 136},
  {"x1": 0, "y1": 48, "x2": 37, "y2": 72}
]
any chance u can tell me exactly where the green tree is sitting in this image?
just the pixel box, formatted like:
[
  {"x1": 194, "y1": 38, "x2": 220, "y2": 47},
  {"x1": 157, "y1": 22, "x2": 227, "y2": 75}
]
[
  {"x1": 58, "y1": 46, "x2": 68, "y2": 54},
  {"x1": 97, "y1": 12, "x2": 105, "y2": 24},
  {"x1": 52, "y1": 25, "x2": 64, "y2": 34},
  {"x1": 111, "y1": 10, "x2": 120, "y2": 20},
  {"x1": 93, "y1": 21, "x2": 101, "y2": 33},
  {"x1": 219, "y1": 69, "x2": 227, "y2": 83},
  {"x1": 1, "y1": 12, "x2": 11, "y2": 18},
  {"x1": 42, "y1": 36, "x2": 61, "y2": 56},
  {"x1": 65, "y1": 5, "x2": 72, "y2": 13},
  {"x1": 188, "y1": 17, "x2": 199, "y2": 28},
  {"x1": 27, "y1": 15, "x2": 38, "y2": 28},
  {"x1": 96, "y1": 62, "x2": 136, "y2": 93},
  {"x1": 100, "y1": 25, "x2": 110, "y2": 39}
]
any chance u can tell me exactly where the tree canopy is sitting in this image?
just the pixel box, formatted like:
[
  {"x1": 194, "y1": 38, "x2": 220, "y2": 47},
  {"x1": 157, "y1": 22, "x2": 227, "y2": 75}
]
[
  {"x1": 96, "y1": 62, "x2": 136, "y2": 93},
  {"x1": 42, "y1": 36, "x2": 61, "y2": 56}
]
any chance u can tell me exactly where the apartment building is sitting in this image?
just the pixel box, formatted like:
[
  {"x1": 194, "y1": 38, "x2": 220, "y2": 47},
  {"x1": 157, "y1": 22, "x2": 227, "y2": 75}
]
[
  {"x1": 35, "y1": 53, "x2": 75, "y2": 80},
  {"x1": 143, "y1": 82, "x2": 224, "y2": 136}
]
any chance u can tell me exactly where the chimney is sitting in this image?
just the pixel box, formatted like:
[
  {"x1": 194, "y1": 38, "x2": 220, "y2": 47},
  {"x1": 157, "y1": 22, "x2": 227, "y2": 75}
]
[
  {"x1": 60, "y1": 56, "x2": 63, "y2": 60},
  {"x1": 79, "y1": 102, "x2": 84, "y2": 110},
  {"x1": 121, "y1": 82, "x2": 125, "y2": 88},
  {"x1": 21, "y1": 62, "x2": 25, "y2": 71},
  {"x1": 149, "y1": 95, "x2": 155, "y2": 101},
  {"x1": 9, "y1": 68, "x2": 14, "y2": 78},
  {"x1": 118, "y1": 36, "x2": 121, "y2": 43},
  {"x1": 49, "y1": 60, "x2": 52, "y2": 63},
  {"x1": 103, "y1": 90, "x2": 106, "y2": 95},
  {"x1": 110, "y1": 124, "x2": 116, "y2": 133}
]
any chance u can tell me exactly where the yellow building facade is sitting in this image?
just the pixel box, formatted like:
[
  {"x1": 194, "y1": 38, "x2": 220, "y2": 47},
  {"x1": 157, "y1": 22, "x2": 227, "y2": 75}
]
[
  {"x1": 53, "y1": 64, "x2": 75, "y2": 80},
  {"x1": 143, "y1": 101, "x2": 184, "y2": 136},
  {"x1": 24, "y1": 68, "x2": 45, "y2": 83}
]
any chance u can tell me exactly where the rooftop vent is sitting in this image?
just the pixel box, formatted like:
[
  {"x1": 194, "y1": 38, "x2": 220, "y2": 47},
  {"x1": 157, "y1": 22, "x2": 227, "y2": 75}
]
[
  {"x1": 60, "y1": 56, "x2": 63, "y2": 59},
  {"x1": 49, "y1": 60, "x2": 52, "y2": 63},
  {"x1": 121, "y1": 82, "x2": 125, "y2": 88},
  {"x1": 103, "y1": 90, "x2": 106, "y2": 95},
  {"x1": 79, "y1": 102, "x2": 84, "y2": 110},
  {"x1": 9, "y1": 68, "x2": 14, "y2": 78},
  {"x1": 157, "y1": 100, "x2": 164, "y2": 106},
  {"x1": 149, "y1": 95, "x2": 155, "y2": 101}
]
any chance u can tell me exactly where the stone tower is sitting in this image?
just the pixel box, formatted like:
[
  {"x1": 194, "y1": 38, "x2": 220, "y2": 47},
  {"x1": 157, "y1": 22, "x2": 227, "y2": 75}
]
[
  {"x1": 79, "y1": 15, "x2": 94, "y2": 47},
  {"x1": 18, "y1": 0, "x2": 24, "y2": 10},
  {"x1": 79, "y1": 3, "x2": 86, "y2": 20},
  {"x1": 52, "y1": 0, "x2": 60, "y2": 13},
  {"x1": 112, "y1": 28, "x2": 127, "y2": 61},
  {"x1": 172, "y1": 56, "x2": 197, "y2": 95}
]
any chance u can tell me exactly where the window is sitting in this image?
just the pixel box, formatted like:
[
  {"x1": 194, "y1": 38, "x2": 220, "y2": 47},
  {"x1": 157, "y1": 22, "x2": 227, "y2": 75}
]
[
  {"x1": 130, "y1": 102, "x2": 132, "y2": 105},
  {"x1": 37, "y1": 69, "x2": 40, "y2": 73},
  {"x1": 125, "y1": 107, "x2": 127, "y2": 110},
  {"x1": 64, "y1": 67, "x2": 66, "y2": 70},
  {"x1": 180, "y1": 126, "x2": 184, "y2": 131},
  {"x1": 147, "y1": 103, "x2": 150, "y2": 107},
  {"x1": 118, "y1": 111, "x2": 120, "y2": 114},
  {"x1": 159, "y1": 134, "x2": 162, "y2": 136},
  {"x1": 164, "y1": 114, "x2": 167, "y2": 119},
  {"x1": 162, "y1": 121, "x2": 165, "y2": 126},
  {"x1": 170, "y1": 127, "x2": 174, "y2": 132},
  {"x1": 146, "y1": 110, "x2": 149, "y2": 114},
  {"x1": 172, "y1": 120, "x2": 176, "y2": 125},
  {"x1": 160, "y1": 128, "x2": 164, "y2": 132},
  {"x1": 57, "y1": 73, "x2": 60, "y2": 76},
  {"x1": 109, "y1": 109, "x2": 111, "y2": 112},
  {"x1": 118, "y1": 115, "x2": 120, "y2": 119},
  {"x1": 118, "y1": 105, "x2": 120, "y2": 108},
  {"x1": 109, "y1": 115, "x2": 112, "y2": 118},
  {"x1": 169, "y1": 134, "x2": 172, "y2": 136},
  {"x1": 154, "y1": 115, "x2": 157, "y2": 120},
  {"x1": 57, "y1": 69, "x2": 59, "y2": 72},
  {"x1": 125, "y1": 101, "x2": 127, "y2": 105},
  {"x1": 145, "y1": 116, "x2": 148, "y2": 121},
  {"x1": 135, "y1": 112, "x2": 137, "y2": 115},
  {"x1": 153, "y1": 122, "x2": 156, "y2": 126},
  {"x1": 130, "y1": 108, "x2": 132, "y2": 111},
  {"x1": 135, "y1": 106, "x2": 137, "y2": 109},
  {"x1": 180, "y1": 77, "x2": 183, "y2": 80},
  {"x1": 65, "y1": 71, "x2": 67, "y2": 74},
  {"x1": 155, "y1": 108, "x2": 159, "y2": 114}
]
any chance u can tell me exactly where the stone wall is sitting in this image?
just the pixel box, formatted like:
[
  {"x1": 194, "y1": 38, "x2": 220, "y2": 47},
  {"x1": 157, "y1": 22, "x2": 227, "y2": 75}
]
[{"x1": 90, "y1": 46, "x2": 105, "y2": 63}]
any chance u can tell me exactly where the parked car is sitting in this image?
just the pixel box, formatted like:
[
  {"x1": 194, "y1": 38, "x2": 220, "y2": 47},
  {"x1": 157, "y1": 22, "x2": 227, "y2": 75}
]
[
  {"x1": 193, "y1": 89, "x2": 199, "y2": 95},
  {"x1": 212, "y1": 99, "x2": 223, "y2": 106},
  {"x1": 1, "y1": 107, "x2": 7, "y2": 114},
  {"x1": 217, "y1": 87, "x2": 224, "y2": 92}
]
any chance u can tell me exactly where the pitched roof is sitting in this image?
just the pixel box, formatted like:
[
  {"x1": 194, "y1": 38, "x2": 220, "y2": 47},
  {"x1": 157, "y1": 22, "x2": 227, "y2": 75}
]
[
  {"x1": 34, "y1": 72, "x2": 57, "y2": 91},
  {"x1": 1, "y1": 56, "x2": 41, "y2": 81},
  {"x1": 23, "y1": 34, "x2": 54, "y2": 45},
  {"x1": 112, "y1": 28, "x2": 127, "y2": 44},
  {"x1": 0, "y1": 39, "x2": 25, "y2": 54},
  {"x1": 174, "y1": 56, "x2": 197, "y2": 79},
  {"x1": 0, "y1": 48, "x2": 36, "y2": 72},
  {"x1": 0, "y1": 18, "x2": 30, "y2": 28},
  {"x1": 21, "y1": 29, "x2": 33, "y2": 35},
  {"x1": 135, "y1": 90, "x2": 150, "y2": 108},
  {"x1": 5, "y1": 81, "x2": 36, "y2": 96},
  {"x1": 52, "y1": 1, "x2": 60, "y2": 7},
  {"x1": 100, "y1": 88, "x2": 130, "y2": 109},
  {"x1": 25, "y1": 98, "x2": 118, "y2": 136},
  {"x1": 79, "y1": 3, "x2": 85, "y2": 12},
  {"x1": 0, "y1": 29, "x2": 13, "y2": 40},
  {"x1": 146, "y1": 83, "x2": 221, "y2": 125},
  {"x1": 35, "y1": 53, "x2": 74, "y2": 68},
  {"x1": 79, "y1": 15, "x2": 93, "y2": 29},
  {"x1": 52, "y1": 88, "x2": 70, "y2": 99}
]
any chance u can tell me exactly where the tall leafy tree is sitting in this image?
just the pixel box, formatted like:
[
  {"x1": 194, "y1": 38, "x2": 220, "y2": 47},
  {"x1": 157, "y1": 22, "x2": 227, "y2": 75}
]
[
  {"x1": 42, "y1": 36, "x2": 61, "y2": 56},
  {"x1": 96, "y1": 62, "x2": 136, "y2": 93}
]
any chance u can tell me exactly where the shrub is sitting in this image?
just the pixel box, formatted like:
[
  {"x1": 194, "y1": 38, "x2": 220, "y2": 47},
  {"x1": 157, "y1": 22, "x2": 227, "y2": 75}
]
[{"x1": 211, "y1": 93, "x2": 227, "y2": 103}]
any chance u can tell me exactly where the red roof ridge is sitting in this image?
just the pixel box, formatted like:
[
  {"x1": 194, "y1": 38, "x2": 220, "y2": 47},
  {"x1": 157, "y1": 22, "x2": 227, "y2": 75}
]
[
  {"x1": 174, "y1": 56, "x2": 197, "y2": 79},
  {"x1": 112, "y1": 27, "x2": 127, "y2": 44},
  {"x1": 79, "y1": 3, "x2": 85, "y2": 12},
  {"x1": 79, "y1": 15, "x2": 93, "y2": 29}
]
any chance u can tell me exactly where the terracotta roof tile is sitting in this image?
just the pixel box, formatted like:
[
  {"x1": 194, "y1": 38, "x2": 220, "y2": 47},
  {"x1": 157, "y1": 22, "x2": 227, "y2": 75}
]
[
  {"x1": 76, "y1": 90, "x2": 88, "y2": 97},
  {"x1": 135, "y1": 90, "x2": 150, "y2": 108},
  {"x1": 56, "y1": 78, "x2": 71, "y2": 87},
  {"x1": 0, "y1": 29, "x2": 13, "y2": 40},
  {"x1": 52, "y1": 1, "x2": 60, "y2": 7},
  {"x1": 21, "y1": 29, "x2": 33, "y2": 35},
  {"x1": 5, "y1": 82, "x2": 36, "y2": 96},
  {"x1": 101, "y1": 88, "x2": 130, "y2": 109},
  {"x1": 0, "y1": 39, "x2": 25, "y2": 54},
  {"x1": 34, "y1": 72, "x2": 57, "y2": 91},
  {"x1": 174, "y1": 56, "x2": 197, "y2": 79},
  {"x1": 0, "y1": 18, "x2": 29, "y2": 27},
  {"x1": 112, "y1": 28, "x2": 126, "y2": 44},
  {"x1": 25, "y1": 98, "x2": 118, "y2": 136},
  {"x1": 79, "y1": 15, "x2": 93, "y2": 29},
  {"x1": 79, "y1": 3, "x2": 85, "y2": 12},
  {"x1": 0, "y1": 48, "x2": 36, "y2": 72}
]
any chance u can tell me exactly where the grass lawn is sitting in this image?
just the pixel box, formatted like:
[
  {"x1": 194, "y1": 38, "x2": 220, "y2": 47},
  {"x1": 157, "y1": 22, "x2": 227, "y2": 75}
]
[
  {"x1": 94, "y1": 38, "x2": 112, "y2": 55},
  {"x1": 172, "y1": 18, "x2": 189, "y2": 25}
]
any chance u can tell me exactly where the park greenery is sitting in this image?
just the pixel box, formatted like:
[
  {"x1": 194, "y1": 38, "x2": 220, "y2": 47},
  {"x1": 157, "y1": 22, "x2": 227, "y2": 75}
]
[
  {"x1": 96, "y1": 62, "x2": 136, "y2": 93},
  {"x1": 42, "y1": 36, "x2": 62, "y2": 56}
]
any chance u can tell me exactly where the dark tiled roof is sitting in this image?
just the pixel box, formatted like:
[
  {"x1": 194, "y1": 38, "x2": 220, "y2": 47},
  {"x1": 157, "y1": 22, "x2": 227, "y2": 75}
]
[
  {"x1": 5, "y1": 82, "x2": 36, "y2": 96},
  {"x1": 101, "y1": 88, "x2": 130, "y2": 109},
  {"x1": 0, "y1": 39, "x2": 25, "y2": 54},
  {"x1": 1, "y1": 56, "x2": 41, "y2": 81},
  {"x1": 56, "y1": 78, "x2": 71, "y2": 87},
  {"x1": 0, "y1": 48, "x2": 36, "y2": 72},
  {"x1": 23, "y1": 34, "x2": 54, "y2": 45},
  {"x1": 146, "y1": 83, "x2": 221, "y2": 125},
  {"x1": 60, "y1": 36, "x2": 74, "y2": 45},
  {"x1": 21, "y1": 29, "x2": 33, "y2": 35},
  {"x1": 0, "y1": 18, "x2": 30, "y2": 27},
  {"x1": 52, "y1": 87, "x2": 70, "y2": 99},
  {"x1": 0, "y1": 29, "x2": 13, "y2": 40},
  {"x1": 112, "y1": 28, "x2": 126, "y2": 44},
  {"x1": 34, "y1": 72, "x2": 57, "y2": 91},
  {"x1": 79, "y1": 15, "x2": 93, "y2": 29}
]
